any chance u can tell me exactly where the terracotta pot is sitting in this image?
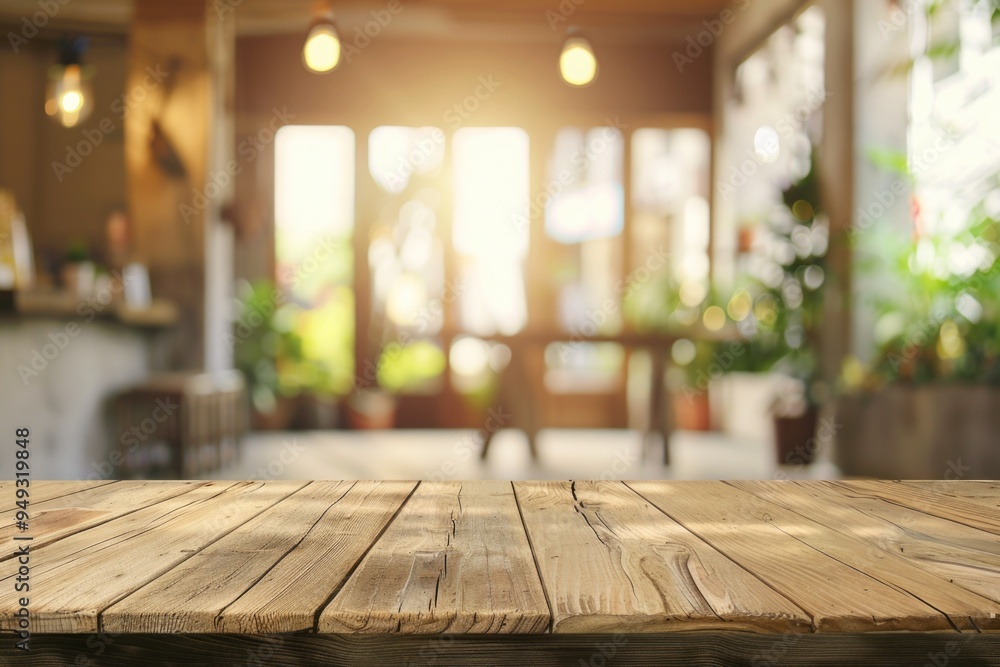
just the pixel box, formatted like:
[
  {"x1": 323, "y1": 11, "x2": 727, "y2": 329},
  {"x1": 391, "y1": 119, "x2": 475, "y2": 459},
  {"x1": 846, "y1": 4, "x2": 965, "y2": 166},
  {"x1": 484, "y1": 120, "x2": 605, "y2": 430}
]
[
  {"x1": 737, "y1": 226, "x2": 756, "y2": 254},
  {"x1": 345, "y1": 390, "x2": 397, "y2": 430},
  {"x1": 672, "y1": 391, "x2": 712, "y2": 431},
  {"x1": 774, "y1": 406, "x2": 820, "y2": 466}
]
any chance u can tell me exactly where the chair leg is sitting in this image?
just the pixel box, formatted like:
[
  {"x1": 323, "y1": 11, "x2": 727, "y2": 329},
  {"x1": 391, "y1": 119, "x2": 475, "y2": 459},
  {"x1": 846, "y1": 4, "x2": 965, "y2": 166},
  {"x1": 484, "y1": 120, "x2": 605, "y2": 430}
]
[{"x1": 648, "y1": 349, "x2": 673, "y2": 466}]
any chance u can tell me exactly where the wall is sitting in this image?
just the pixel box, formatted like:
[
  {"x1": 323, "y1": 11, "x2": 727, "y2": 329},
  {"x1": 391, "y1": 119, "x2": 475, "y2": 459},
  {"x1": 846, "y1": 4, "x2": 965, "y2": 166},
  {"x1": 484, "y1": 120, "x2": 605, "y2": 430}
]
[{"x1": 0, "y1": 38, "x2": 128, "y2": 274}]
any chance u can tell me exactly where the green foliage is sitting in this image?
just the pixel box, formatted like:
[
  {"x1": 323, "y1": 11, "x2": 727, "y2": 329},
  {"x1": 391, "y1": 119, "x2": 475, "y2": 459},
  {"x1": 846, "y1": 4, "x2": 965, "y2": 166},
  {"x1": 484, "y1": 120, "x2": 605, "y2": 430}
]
[
  {"x1": 376, "y1": 340, "x2": 446, "y2": 394},
  {"x1": 734, "y1": 152, "x2": 829, "y2": 402},
  {"x1": 232, "y1": 279, "x2": 354, "y2": 414},
  {"x1": 861, "y1": 193, "x2": 1000, "y2": 386},
  {"x1": 65, "y1": 240, "x2": 90, "y2": 263}
]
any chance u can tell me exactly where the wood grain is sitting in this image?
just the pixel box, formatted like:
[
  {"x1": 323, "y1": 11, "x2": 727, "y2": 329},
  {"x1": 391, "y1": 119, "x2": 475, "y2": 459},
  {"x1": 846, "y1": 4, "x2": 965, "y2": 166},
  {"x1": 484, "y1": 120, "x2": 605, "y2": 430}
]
[
  {"x1": 514, "y1": 480, "x2": 811, "y2": 633},
  {"x1": 0, "y1": 480, "x2": 117, "y2": 517},
  {"x1": 756, "y1": 482, "x2": 1000, "y2": 608},
  {"x1": 728, "y1": 480, "x2": 1000, "y2": 630},
  {"x1": 0, "y1": 481, "x2": 305, "y2": 633},
  {"x1": 102, "y1": 481, "x2": 357, "y2": 633},
  {"x1": 0, "y1": 481, "x2": 206, "y2": 560},
  {"x1": 5, "y1": 480, "x2": 1000, "y2": 641},
  {"x1": 209, "y1": 480, "x2": 415, "y2": 633},
  {"x1": 834, "y1": 480, "x2": 1000, "y2": 536},
  {"x1": 318, "y1": 481, "x2": 549, "y2": 634},
  {"x1": 902, "y1": 481, "x2": 1000, "y2": 507},
  {"x1": 628, "y1": 481, "x2": 955, "y2": 632}
]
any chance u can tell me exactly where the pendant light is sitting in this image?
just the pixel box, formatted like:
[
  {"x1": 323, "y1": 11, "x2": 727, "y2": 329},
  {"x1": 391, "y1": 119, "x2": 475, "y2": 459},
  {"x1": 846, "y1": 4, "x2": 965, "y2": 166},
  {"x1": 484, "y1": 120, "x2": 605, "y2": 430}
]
[
  {"x1": 559, "y1": 29, "x2": 597, "y2": 87},
  {"x1": 45, "y1": 37, "x2": 94, "y2": 127},
  {"x1": 302, "y1": 4, "x2": 342, "y2": 74}
]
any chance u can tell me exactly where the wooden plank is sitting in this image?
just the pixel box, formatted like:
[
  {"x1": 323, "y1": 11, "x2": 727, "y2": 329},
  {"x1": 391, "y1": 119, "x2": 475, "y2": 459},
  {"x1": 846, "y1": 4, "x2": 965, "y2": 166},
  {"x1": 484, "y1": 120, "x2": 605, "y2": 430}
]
[
  {"x1": 762, "y1": 481, "x2": 1000, "y2": 608},
  {"x1": 215, "y1": 480, "x2": 416, "y2": 633},
  {"x1": 902, "y1": 481, "x2": 1000, "y2": 507},
  {"x1": 834, "y1": 480, "x2": 1000, "y2": 536},
  {"x1": 729, "y1": 481, "x2": 1000, "y2": 630},
  {"x1": 628, "y1": 481, "x2": 955, "y2": 632},
  {"x1": 0, "y1": 481, "x2": 207, "y2": 560},
  {"x1": 10, "y1": 631, "x2": 1000, "y2": 667},
  {"x1": 0, "y1": 481, "x2": 305, "y2": 633},
  {"x1": 0, "y1": 480, "x2": 117, "y2": 517},
  {"x1": 105, "y1": 481, "x2": 418, "y2": 634},
  {"x1": 514, "y1": 480, "x2": 811, "y2": 633},
  {"x1": 318, "y1": 481, "x2": 549, "y2": 634}
]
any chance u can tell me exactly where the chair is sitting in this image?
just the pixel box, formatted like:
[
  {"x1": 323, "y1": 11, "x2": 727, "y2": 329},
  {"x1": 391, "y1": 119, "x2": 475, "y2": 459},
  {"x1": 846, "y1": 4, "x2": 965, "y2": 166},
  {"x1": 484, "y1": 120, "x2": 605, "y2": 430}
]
[{"x1": 114, "y1": 370, "x2": 247, "y2": 478}]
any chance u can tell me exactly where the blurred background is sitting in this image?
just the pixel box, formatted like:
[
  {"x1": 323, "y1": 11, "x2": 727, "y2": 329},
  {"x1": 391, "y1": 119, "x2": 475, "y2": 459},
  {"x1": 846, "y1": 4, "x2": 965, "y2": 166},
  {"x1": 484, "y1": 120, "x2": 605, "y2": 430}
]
[{"x1": 0, "y1": 0, "x2": 997, "y2": 482}]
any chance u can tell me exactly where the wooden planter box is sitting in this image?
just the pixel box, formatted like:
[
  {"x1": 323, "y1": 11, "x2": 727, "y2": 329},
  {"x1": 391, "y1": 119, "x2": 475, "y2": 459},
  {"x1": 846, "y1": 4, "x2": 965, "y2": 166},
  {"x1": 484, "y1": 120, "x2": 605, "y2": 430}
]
[{"x1": 835, "y1": 385, "x2": 1000, "y2": 479}]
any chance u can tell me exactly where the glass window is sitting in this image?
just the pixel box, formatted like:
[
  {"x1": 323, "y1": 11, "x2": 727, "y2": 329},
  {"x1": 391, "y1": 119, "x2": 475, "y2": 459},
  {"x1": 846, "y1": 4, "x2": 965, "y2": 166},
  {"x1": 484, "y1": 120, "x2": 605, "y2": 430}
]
[
  {"x1": 627, "y1": 127, "x2": 712, "y2": 330},
  {"x1": 452, "y1": 127, "x2": 530, "y2": 336},
  {"x1": 368, "y1": 126, "x2": 448, "y2": 394},
  {"x1": 545, "y1": 126, "x2": 625, "y2": 337},
  {"x1": 273, "y1": 126, "x2": 356, "y2": 395},
  {"x1": 546, "y1": 127, "x2": 624, "y2": 243}
]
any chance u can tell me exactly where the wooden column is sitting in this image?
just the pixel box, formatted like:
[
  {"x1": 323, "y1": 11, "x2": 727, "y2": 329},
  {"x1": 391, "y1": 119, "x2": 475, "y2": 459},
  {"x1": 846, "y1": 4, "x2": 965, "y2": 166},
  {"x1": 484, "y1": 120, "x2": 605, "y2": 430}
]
[
  {"x1": 125, "y1": 0, "x2": 234, "y2": 370},
  {"x1": 817, "y1": 0, "x2": 854, "y2": 383}
]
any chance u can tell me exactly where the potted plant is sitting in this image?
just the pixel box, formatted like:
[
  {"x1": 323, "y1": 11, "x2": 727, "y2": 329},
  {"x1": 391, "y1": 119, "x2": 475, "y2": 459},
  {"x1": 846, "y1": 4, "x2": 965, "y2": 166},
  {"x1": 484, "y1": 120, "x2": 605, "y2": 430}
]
[
  {"x1": 232, "y1": 279, "x2": 299, "y2": 430},
  {"x1": 734, "y1": 152, "x2": 829, "y2": 464},
  {"x1": 836, "y1": 179, "x2": 1000, "y2": 477},
  {"x1": 667, "y1": 338, "x2": 717, "y2": 432},
  {"x1": 62, "y1": 240, "x2": 95, "y2": 297}
]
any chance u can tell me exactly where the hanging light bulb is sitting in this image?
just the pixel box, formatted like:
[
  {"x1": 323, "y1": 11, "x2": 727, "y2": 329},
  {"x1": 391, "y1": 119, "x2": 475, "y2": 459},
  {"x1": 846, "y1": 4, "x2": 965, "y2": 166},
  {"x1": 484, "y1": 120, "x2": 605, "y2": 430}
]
[
  {"x1": 45, "y1": 37, "x2": 94, "y2": 128},
  {"x1": 559, "y1": 30, "x2": 597, "y2": 87},
  {"x1": 302, "y1": 11, "x2": 342, "y2": 74}
]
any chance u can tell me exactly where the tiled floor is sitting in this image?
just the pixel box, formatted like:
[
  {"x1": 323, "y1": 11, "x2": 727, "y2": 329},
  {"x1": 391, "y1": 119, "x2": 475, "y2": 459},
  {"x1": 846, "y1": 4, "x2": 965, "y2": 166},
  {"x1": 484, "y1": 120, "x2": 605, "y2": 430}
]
[{"x1": 203, "y1": 429, "x2": 842, "y2": 481}]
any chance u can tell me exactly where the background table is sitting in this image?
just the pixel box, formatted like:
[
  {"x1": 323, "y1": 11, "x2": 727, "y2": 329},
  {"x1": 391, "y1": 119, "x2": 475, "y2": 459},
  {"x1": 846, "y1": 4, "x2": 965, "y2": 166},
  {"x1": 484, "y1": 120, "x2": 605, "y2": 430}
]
[{"x1": 2, "y1": 480, "x2": 999, "y2": 665}]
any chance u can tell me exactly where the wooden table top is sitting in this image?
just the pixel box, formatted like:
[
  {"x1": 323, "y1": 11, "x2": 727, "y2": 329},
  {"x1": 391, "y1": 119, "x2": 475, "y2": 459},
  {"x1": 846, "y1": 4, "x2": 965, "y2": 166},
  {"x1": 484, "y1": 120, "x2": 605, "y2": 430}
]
[{"x1": 3, "y1": 480, "x2": 1000, "y2": 637}]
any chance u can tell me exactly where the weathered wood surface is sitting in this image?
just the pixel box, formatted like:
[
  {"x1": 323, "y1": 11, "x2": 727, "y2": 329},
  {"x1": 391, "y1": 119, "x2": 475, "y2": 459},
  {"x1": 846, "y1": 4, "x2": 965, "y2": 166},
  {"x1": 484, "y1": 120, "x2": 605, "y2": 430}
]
[
  {"x1": 2, "y1": 480, "x2": 999, "y2": 640},
  {"x1": 514, "y1": 480, "x2": 811, "y2": 633},
  {"x1": 319, "y1": 481, "x2": 549, "y2": 634}
]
